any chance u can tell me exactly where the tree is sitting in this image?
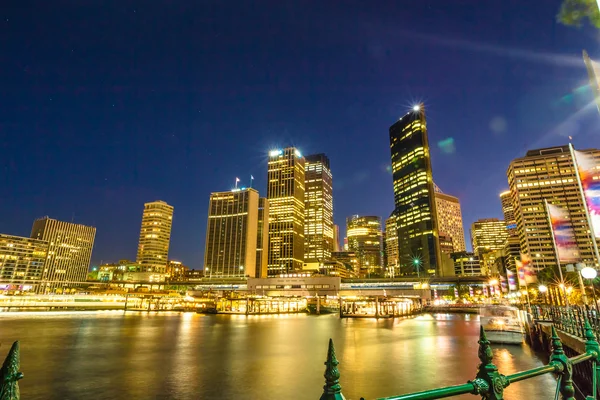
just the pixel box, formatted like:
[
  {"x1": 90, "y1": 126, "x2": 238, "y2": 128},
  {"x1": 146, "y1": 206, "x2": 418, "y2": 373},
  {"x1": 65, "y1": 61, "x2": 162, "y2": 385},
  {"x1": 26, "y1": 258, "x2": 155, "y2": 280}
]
[{"x1": 558, "y1": 0, "x2": 600, "y2": 28}]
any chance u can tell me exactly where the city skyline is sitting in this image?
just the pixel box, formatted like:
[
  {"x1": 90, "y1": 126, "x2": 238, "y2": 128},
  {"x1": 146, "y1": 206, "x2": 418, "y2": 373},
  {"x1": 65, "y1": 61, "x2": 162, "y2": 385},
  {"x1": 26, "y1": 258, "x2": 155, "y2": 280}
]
[{"x1": 3, "y1": 2, "x2": 600, "y2": 268}]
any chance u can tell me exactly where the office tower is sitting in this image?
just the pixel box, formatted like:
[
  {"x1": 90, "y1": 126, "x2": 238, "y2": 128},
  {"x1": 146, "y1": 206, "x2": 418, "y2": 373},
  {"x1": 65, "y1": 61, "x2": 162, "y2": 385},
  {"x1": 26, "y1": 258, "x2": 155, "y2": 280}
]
[
  {"x1": 434, "y1": 187, "x2": 466, "y2": 252},
  {"x1": 267, "y1": 147, "x2": 305, "y2": 275},
  {"x1": 471, "y1": 219, "x2": 509, "y2": 258},
  {"x1": 385, "y1": 216, "x2": 399, "y2": 275},
  {"x1": 255, "y1": 197, "x2": 269, "y2": 278},
  {"x1": 166, "y1": 260, "x2": 189, "y2": 281},
  {"x1": 346, "y1": 215, "x2": 383, "y2": 277},
  {"x1": 507, "y1": 145, "x2": 600, "y2": 270},
  {"x1": 438, "y1": 234, "x2": 454, "y2": 255},
  {"x1": 304, "y1": 153, "x2": 334, "y2": 264},
  {"x1": 136, "y1": 201, "x2": 174, "y2": 274},
  {"x1": 389, "y1": 104, "x2": 441, "y2": 275},
  {"x1": 204, "y1": 188, "x2": 264, "y2": 278},
  {"x1": 500, "y1": 190, "x2": 517, "y2": 236},
  {"x1": 333, "y1": 225, "x2": 340, "y2": 252},
  {"x1": 451, "y1": 252, "x2": 482, "y2": 276},
  {"x1": 31, "y1": 217, "x2": 96, "y2": 293},
  {"x1": 0, "y1": 234, "x2": 48, "y2": 292},
  {"x1": 583, "y1": 50, "x2": 600, "y2": 114}
]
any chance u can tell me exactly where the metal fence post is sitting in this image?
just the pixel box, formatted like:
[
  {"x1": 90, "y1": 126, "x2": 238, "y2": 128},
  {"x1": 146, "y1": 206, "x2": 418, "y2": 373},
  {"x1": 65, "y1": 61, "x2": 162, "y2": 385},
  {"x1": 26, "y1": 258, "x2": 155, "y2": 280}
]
[
  {"x1": 584, "y1": 319, "x2": 600, "y2": 397},
  {"x1": 470, "y1": 326, "x2": 508, "y2": 399},
  {"x1": 550, "y1": 326, "x2": 575, "y2": 400},
  {"x1": 0, "y1": 341, "x2": 23, "y2": 400},
  {"x1": 320, "y1": 339, "x2": 346, "y2": 400}
]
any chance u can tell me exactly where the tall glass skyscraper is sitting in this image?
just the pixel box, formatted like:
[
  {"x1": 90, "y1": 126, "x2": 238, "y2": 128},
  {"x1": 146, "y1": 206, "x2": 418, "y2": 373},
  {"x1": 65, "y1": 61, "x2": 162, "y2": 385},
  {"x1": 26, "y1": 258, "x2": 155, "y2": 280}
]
[
  {"x1": 346, "y1": 215, "x2": 383, "y2": 277},
  {"x1": 389, "y1": 105, "x2": 441, "y2": 275},
  {"x1": 136, "y1": 200, "x2": 174, "y2": 273}
]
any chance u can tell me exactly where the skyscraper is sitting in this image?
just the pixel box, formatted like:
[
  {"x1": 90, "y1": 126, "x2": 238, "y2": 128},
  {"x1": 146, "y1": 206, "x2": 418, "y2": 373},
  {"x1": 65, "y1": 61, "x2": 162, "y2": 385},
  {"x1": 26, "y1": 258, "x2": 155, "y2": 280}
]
[
  {"x1": 346, "y1": 215, "x2": 383, "y2": 277},
  {"x1": 434, "y1": 188, "x2": 466, "y2": 253},
  {"x1": 389, "y1": 105, "x2": 441, "y2": 275},
  {"x1": 385, "y1": 216, "x2": 399, "y2": 275},
  {"x1": 471, "y1": 218, "x2": 509, "y2": 258},
  {"x1": 333, "y1": 225, "x2": 340, "y2": 252},
  {"x1": 256, "y1": 197, "x2": 269, "y2": 278},
  {"x1": 0, "y1": 234, "x2": 48, "y2": 292},
  {"x1": 267, "y1": 147, "x2": 305, "y2": 275},
  {"x1": 136, "y1": 200, "x2": 174, "y2": 274},
  {"x1": 500, "y1": 190, "x2": 517, "y2": 236},
  {"x1": 507, "y1": 145, "x2": 600, "y2": 270},
  {"x1": 204, "y1": 188, "x2": 266, "y2": 278},
  {"x1": 304, "y1": 153, "x2": 334, "y2": 264},
  {"x1": 31, "y1": 217, "x2": 96, "y2": 293}
]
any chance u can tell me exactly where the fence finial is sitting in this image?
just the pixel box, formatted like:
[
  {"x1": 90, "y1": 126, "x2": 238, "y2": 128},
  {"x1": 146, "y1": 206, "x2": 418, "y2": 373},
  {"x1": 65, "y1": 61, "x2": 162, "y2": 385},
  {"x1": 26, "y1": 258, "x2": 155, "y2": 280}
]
[
  {"x1": 550, "y1": 325, "x2": 575, "y2": 399},
  {"x1": 471, "y1": 326, "x2": 507, "y2": 400},
  {"x1": 320, "y1": 339, "x2": 345, "y2": 400},
  {"x1": 0, "y1": 341, "x2": 23, "y2": 400}
]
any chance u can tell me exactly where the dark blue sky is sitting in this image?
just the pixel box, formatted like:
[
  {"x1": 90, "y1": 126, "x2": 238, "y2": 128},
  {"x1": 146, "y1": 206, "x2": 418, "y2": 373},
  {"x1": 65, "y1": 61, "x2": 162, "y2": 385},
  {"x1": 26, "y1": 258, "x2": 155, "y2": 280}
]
[{"x1": 2, "y1": 1, "x2": 599, "y2": 268}]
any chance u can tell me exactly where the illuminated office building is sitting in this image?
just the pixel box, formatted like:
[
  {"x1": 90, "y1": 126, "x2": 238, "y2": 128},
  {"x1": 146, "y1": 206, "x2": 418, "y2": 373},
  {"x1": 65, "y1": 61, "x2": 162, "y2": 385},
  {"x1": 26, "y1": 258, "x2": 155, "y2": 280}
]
[
  {"x1": 256, "y1": 197, "x2": 269, "y2": 278},
  {"x1": 434, "y1": 187, "x2": 466, "y2": 253},
  {"x1": 471, "y1": 219, "x2": 509, "y2": 258},
  {"x1": 389, "y1": 104, "x2": 441, "y2": 275},
  {"x1": 267, "y1": 147, "x2": 305, "y2": 275},
  {"x1": 31, "y1": 217, "x2": 96, "y2": 293},
  {"x1": 346, "y1": 215, "x2": 383, "y2": 276},
  {"x1": 333, "y1": 225, "x2": 340, "y2": 252},
  {"x1": 204, "y1": 188, "x2": 266, "y2": 278},
  {"x1": 451, "y1": 252, "x2": 481, "y2": 276},
  {"x1": 385, "y1": 216, "x2": 399, "y2": 274},
  {"x1": 304, "y1": 153, "x2": 334, "y2": 264},
  {"x1": 0, "y1": 234, "x2": 48, "y2": 292},
  {"x1": 507, "y1": 145, "x2": 600, "y2": 270},
  {"x1": 439, "y1": 234, "x2": 454, "y2": 255},
  {"x1": 136, "y1": 201, "x2": 174, "y2": 274},
  {"x1": 500, "y1": 190, "x2": 517, "y2": 236}
]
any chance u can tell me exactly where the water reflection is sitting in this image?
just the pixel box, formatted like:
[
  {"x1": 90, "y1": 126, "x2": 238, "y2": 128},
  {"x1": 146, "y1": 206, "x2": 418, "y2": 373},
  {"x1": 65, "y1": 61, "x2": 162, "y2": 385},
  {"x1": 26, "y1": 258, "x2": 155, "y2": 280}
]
[{"x1": 0, "y1": 312, "x2": 556, "y2": 399}]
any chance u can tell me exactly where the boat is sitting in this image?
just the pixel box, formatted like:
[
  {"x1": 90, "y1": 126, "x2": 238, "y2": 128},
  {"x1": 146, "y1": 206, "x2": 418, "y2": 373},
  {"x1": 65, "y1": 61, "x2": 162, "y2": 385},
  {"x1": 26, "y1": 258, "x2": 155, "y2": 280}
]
[{"x1": 479, "y1": 305, "x2": 525, "y2": 344}]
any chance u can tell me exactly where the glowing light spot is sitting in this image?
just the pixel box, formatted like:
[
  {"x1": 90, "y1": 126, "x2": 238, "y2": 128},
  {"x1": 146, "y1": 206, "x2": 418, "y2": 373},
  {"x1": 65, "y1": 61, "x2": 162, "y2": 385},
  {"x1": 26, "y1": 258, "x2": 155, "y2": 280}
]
[
  {"x1": 269, "y1": 149, "x2": 283, "y2": 157},
  {"x1": 412, "y1": 105, "x2": 420, "y2": 112},
  {"x1": 437, "y1": 138, "x2": 455, "y2": 154}
]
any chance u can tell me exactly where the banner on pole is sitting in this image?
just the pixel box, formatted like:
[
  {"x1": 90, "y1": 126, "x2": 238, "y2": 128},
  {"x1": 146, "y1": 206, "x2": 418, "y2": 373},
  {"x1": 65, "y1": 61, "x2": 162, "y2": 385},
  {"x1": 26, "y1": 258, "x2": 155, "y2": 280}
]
[
  {"x1": 507, "y1": 268, "x2": 517, "y2": 291},
  {"x1": 547, "y1": 203, "x2": 580, "y2": 263},
  {"x1": 574, "y1": 150, "x2": 600, "y2": 239}
]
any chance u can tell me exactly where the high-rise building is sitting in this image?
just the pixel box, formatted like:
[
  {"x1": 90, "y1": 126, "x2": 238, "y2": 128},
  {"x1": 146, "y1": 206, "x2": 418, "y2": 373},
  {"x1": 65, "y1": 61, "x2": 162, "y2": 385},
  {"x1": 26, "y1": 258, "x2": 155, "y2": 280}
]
[
  {"x1": 304, "y1": 153, "x2": 334, "y2": 264},
  {"x1": 333, "y1": 225, "x2": 340, "y2": 252},
  {"x1": 256, "y1": 197, "x2": 269, "y2": 278},
  {"x1": 439, "y1": 234, "x2": 454, "y2": 255},
  {"x1": 451, "y1": 252, "x2": 482, "y2": 276},
  {"x1": 204, "y1": 188, "x2": 266, "y2": 278},
  {"x1": 267, "y1": 147, "x2": 305, "y2": 275},
  {"x1": 471, "y1": 218, "x2": 509, "y2": 259},
  {"x1": 385, "y1": 216, "x2": 399, "y2": 275},
  {"x1": 346, "y1": 215, "x2": 383, "y2": 277},
  {"x1": 507, "y1": 145, "x2": 600, "y2": 270},
  {"x1": 434, "y1": 188, "x2": 466, "y2": 253},
  {"x1": 0, "y1": 234, "x2": 48, "y2": 292},
  {"x1": 31, "y1": 217, "x2": 96, "y2": 293},
  {"x1": 136, "y1": 201, "x2": 174, "y2": 274},
  {"x1": 500, "y1": 190, "x2": 517, "y2": 236},
  {"x1": 389, "y1": 105, "x2": 441, "y2": 275}
]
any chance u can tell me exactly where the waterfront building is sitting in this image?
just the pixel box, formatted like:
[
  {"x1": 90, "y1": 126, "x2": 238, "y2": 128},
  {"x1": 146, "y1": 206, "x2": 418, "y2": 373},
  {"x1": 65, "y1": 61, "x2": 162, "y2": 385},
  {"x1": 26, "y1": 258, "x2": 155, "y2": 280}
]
[
  {"x1": 185, "y1": 269, "x2": 204, "y2": 281},
  {"x1": 507, "y1": 145, "x2": 600, "y2": 270},
  {"x1": 267, "y1": 147, "x2": 305, "y2": 275},
  {"x1": 331, "y1": 251, "x2": 359, "y2": 276},
  {"x1": 346, "y1": 215, "x2": 383, "y2": 277},
  {"x1": 136, "y1": 200, "x2": 174, "y2": 274},
  {"x1": 304, "y1": 153, "x2": 334, "y2": 264},
  {"x1": 204, "y1": 187, "x2": 266, "y2": 278},
  {"x1": 0, "y1": 234, "x2": 48, "y2": 292},
  {"x1": 500, "y1": 190, "x2": 518, "y2": 236},
  {"x1": 434, "y1": 188, "x2": 466, "y2": 252},
  {"x1": 451, "y1": 251, "x2": 482, "y2": 276},
  {"x1": 248, "y1": 275, "x2": 341, "y2": 297},
  {"x1": 256, "y1": 197, "x2": 269, "y2": 278},
  {"x1": 166, "y1": 260, "x2": 189, "y2": 281},
  {"x1": 31, "y1": 217, "x2": 96, "y2": 293},
  {"x1": 385, "y1": 216, "x2": 399, "y2": 276},
  {"x1": 389, "y1": 104, "x2": 441, "y2": 275}
]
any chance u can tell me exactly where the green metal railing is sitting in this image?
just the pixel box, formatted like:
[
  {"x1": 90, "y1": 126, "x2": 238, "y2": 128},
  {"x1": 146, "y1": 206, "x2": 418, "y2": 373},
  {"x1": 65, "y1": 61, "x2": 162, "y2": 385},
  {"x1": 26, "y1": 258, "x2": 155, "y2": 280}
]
[
  {"x1": 532, "y1": 305, "x2": 600, "y2": 339},
  {"x1": 319, "y1": 321, "x2": 600, "y2": 400}
]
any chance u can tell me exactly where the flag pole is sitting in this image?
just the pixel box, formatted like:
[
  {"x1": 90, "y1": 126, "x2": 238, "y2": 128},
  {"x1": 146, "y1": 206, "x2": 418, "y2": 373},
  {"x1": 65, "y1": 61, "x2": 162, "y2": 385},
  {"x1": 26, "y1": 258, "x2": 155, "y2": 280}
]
[
  {"x1": 235, "y1": 177, "x2": 239, "y2": 189},
  {"x1": 545, "y1": 199, "x2": 569, "y2": 307},
  {"x1": 250, "y1": 175, "x2": 254, "y2": 188},
  {"x1": 569, "y1": 143, "x2": 600, "y2": 267}
]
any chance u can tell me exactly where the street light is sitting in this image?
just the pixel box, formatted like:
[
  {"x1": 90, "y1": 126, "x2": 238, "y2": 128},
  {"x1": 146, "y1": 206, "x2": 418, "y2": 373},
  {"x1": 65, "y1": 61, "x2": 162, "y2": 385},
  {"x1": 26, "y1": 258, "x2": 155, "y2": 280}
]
[
  {"x1": 413, "y1": 258, "x2": 421, "y2": 278},
  {"x1": 582, "y1": 267, "x2": 599, "y2": 314}
]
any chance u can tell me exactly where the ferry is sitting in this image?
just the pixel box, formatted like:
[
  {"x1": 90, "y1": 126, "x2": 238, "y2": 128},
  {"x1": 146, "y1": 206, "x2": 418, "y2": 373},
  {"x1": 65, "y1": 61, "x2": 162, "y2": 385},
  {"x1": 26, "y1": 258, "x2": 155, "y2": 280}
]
[{"x1": 480, "y1": 305, "x2": 525, "y2": 344}]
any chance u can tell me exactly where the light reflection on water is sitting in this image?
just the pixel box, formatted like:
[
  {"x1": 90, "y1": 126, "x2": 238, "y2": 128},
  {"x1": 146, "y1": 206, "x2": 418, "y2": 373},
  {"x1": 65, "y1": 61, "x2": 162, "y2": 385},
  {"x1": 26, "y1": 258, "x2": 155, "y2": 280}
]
[{"x1": 0, "y1": 312, "x2": 556, "y2": 399}]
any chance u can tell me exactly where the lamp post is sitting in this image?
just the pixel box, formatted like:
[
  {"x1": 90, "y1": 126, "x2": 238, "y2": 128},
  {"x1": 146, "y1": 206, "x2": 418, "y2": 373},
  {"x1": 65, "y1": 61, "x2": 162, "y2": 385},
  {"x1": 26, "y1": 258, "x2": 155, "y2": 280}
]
[
  {"x1": 581, "y1": 267, "x2": 599, "y2": 314},
  {"x1": 538, "y1": 284, "x2": 548, "y2": 305},
  {"x1": 413, "y1": 258, "x2": 421, "y2": 278}
]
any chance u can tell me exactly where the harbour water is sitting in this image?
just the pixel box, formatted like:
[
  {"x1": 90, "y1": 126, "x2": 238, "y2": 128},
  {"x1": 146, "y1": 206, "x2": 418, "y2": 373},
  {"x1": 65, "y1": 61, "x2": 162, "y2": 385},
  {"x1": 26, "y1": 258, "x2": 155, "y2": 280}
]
[{"x1": 0, "y1": 312, "x2": 557, "y2": 399}]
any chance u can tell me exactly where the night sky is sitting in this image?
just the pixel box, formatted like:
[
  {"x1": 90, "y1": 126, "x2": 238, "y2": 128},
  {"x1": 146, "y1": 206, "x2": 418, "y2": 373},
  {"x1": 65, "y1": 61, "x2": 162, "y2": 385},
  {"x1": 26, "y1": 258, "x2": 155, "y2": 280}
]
[{"x1": 2, "y1": 1, "x2": 599, "y2": 268}]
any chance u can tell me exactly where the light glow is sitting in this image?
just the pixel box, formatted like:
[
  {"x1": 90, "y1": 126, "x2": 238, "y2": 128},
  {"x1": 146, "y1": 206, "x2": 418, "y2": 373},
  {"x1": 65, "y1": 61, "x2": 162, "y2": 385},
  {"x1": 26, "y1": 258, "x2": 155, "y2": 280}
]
[
  {"x1": 412, "y1": 105, "x2": 420, "y2": 112},
  {"x1": 269, "y1": 149, "x2": 283, "y2": 157},
  {"x1": 582, "y1": 267, "x2": 598, "y2": 280}
]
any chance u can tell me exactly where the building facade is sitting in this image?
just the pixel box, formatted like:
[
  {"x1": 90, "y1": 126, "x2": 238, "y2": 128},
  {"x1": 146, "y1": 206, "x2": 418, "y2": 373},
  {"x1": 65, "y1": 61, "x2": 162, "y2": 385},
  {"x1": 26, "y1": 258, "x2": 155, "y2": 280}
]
[
  {"x1": 389, "y1": 105, "x2": 441, "y2": 275},
  {"x1": 346, "y1": 215, "x2": 383, "y2": 277},
  {"x1": 451, "y1": 252, "x2": 482, "y2": 276},
  {"x1": 0, "y1": 234, "x2": 48, "y2": 291},
  {"x1": 267, "y1": 147, "x2": 305, "y2": 275},
  {"x1": 256, "y1": 197, "x2": 269, "y2": 278},
  {"x1": 507, "y1": 145, "x2": 600, "y2": 271},
  {"x1": 385, "y1": 216, "x2": 399, "y2": 275},
  {"x1": 204, "y1": 188, "x2": 266, "y2": 278},
  {"x1": 136, "y1": 200, "x2": 174, "y2": 274},
  {"x1": 31, "y1": 217, "x2": 96, "y2": 293},
  {"x1": 304, "y1": 153, "x2": 334, "y2": 264},
  {"x1": 434, "y1": 190, "x2": 466, "y2": 253},
  {"x1": 500, "y1": 190, "x2": 517, "y2": 236},
  {"x1": 471, "y1": 219, "x2": 509, "y2": 258}
]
